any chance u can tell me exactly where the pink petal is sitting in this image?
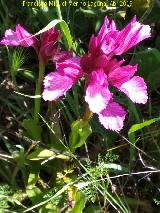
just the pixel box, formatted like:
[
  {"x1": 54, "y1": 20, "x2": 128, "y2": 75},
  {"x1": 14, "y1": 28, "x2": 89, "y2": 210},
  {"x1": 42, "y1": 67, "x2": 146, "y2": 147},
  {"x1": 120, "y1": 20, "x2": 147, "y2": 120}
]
[
  {"x1": 43, "y1": 57, "x2": 83, "y2": 101},
  {"x1": 81, "y1": 54, "x2": 109, "y2": 73},
  {"x1": 39, "y1": 28, "x2": 60, "y2": 60},
  {"x1": 89, "y1": 16, "x2": 118, "y2": 55},
  {"x1": 56, "y1": 57, "x2": 83, "y2": 79},
  {"x1": 42, "y1": 72, "x2": 74, "y2": 101},
  {"x1": 40, "y1": 28, "x2": 60, "y2": 45},
  {"x1": 100, "y1": 31, "x2": 118, "y2": 55},
  {"x1": 98, "y1": 101, "x2": 126, "y2": 131},
  {"x1": 105, "y1": 58, "x2": 124, "y2": 71},
  {"x1": 85, "y1": 69, "x2": 112, "y2": 113},
  {"x1": 80, "y1": 54, "x2": 95, "y2": 73},
  {"x1": 107, "y1": 61, "x2": 137, "y2": 88},
  {"x1": 120, "y1": 76, "x2": 148, "y2": 104},
  {"x1": 114, "y1": 16, "x2": 151, "y2": 55},
  {"x1": 110, "y1": 20, "x2": 117, "y2": 31},
  {"x1": 97, "y1": 17, "x2": 118, "y2": 55},
  {"x1": 101, "y1": 39, "x2": 115, "y2": 56},
  {"x1": 88, "y1": 35, "x2": 99, "y2": 54},
  {"x1": 40, "y1": 42, "x2": 59, "y2": 61},
  {"x1": 0, "y1": 29, "x2": 19, "y2": 46},
  {"x1": 96, "y1": 54, "x2": 109, "y2": 68},
  {"x1": 98, "y1": 17, "x2": 117, "y2": 41},
  {"x1": 98, "y1": 16, "x2": 110, "y2": 41},
  {"x1": 16, "y1": 24, "x2": 37, "y2": 47},
  {"x1": 53, "y1": 50, "x2": 73, "y2": 63}
]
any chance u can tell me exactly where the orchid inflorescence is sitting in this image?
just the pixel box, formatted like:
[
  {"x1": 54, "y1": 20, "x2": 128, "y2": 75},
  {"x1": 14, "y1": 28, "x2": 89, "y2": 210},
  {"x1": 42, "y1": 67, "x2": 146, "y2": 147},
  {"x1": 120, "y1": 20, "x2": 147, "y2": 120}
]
[
  {"x1": 0, "y1": 24, "x2": 71, "y2": 63},
  {"x1": 0, "y1": 16, "x2": 151, "y2": 131}
]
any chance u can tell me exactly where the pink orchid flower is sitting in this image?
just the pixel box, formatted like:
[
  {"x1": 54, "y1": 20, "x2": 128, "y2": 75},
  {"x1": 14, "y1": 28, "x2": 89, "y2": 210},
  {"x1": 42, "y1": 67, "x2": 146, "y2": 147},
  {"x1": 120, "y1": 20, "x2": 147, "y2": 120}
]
[
  {"x1": 88, "y1": 15, "x2": 151, "y2": 57},
  {"x1": 0, "y1": 24, "x2": 71, "y2": 62},
  {"x1": 42, "y1": 16, "x2": 151, "y2": 131},
  {"x1": 0, "y1": 24, "x2": 37, "y2": 47}
]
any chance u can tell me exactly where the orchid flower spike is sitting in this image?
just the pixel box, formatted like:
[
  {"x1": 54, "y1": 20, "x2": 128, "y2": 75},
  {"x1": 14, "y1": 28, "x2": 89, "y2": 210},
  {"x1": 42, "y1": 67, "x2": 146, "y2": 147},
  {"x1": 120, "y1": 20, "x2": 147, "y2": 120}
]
[
  {"x1": 0, "y1": 24, "x2": 71, "y2": 63},
  {"x1": 42, "y1": 16, "x2": 151, "y2": 131}
]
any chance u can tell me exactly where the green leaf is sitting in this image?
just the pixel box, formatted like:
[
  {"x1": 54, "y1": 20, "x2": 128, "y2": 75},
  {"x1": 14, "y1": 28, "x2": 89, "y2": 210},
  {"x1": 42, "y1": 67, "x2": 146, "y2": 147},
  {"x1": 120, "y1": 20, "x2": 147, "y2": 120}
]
[
  {"x1": 70, "y1": 191, "x2": 86, "y2": 213},
  {"x1": 34, "y1": 19, "x2": 72, "y2": 49},
  {"x1": 26, "y1": 187, "x2": 42, "y2": 204},
  {"x1": 69, "y1": 119, "x2": 92, "y2": 152},
  {"x1": 27, "y1": 147, "x2": 70, "y2": 161},
  {"x1": 128, "y1": 117, "x2": 160, "y2": 135},
  {"x1": 23, "y1": 118, "x2": 41, "y2": 141},
  {"x1": 27, "y1": 171, "x2": 38, "y2": 186},
  {"x1": 27, "y1": 148, "x2": 56, "y2": 160},
  {"x1": 26, "y1": 170, "x2": 42, "y2": 204},
  {"x1": 100, "y1": 163, "x2": 129, "y2": 173},
  {"x1": 18, "y1": 69, "x2": 36, "y2": 82},
  {"x1": 128, "y1": 117, "x2": 160, "y2": 164}
]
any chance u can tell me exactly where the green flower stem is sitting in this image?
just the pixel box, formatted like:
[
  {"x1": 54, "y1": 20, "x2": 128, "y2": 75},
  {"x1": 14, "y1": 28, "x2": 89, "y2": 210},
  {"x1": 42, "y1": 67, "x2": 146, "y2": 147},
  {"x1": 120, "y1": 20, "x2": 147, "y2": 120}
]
[{"x1": 34, "y1": 56, "x2": 45, "y2": 123}]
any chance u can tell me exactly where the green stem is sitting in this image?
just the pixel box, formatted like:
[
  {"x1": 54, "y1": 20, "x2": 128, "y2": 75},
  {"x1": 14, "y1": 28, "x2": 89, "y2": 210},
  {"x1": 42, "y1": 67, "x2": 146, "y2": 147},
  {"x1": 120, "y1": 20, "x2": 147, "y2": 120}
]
[{"x1": 34, "y1": 56, "x2": 45, "y2": 123}]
